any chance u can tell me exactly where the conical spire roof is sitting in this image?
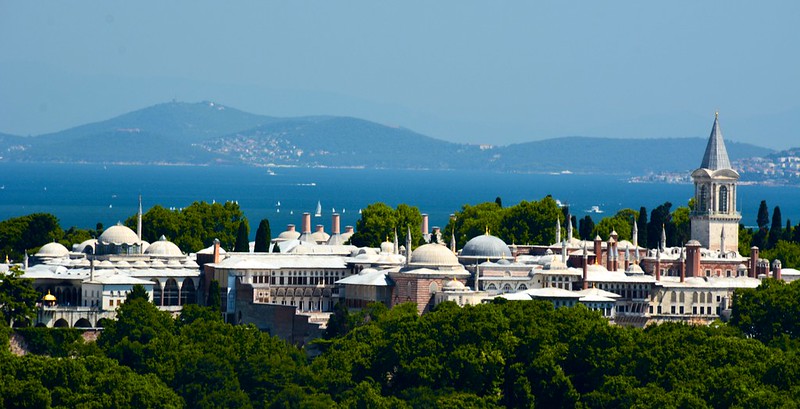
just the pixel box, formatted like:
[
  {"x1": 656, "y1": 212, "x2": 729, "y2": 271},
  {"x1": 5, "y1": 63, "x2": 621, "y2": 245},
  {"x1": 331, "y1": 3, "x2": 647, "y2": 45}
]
[{"x1": 700, "y1": 112, "x2": 732, "y2": 170}]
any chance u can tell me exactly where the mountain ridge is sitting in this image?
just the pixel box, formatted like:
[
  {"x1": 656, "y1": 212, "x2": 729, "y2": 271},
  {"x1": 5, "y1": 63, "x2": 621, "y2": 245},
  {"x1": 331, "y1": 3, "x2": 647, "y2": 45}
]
[{"x1": 0, "y1": 101, "x2": 778, "y2": 175}]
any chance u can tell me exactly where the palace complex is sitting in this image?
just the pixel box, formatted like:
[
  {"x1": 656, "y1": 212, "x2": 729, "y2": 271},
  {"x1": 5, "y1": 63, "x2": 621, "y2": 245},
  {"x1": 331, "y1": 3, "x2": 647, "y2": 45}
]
[{"x1": 5, "y1": 113, "x2": 797, "y2": 345}]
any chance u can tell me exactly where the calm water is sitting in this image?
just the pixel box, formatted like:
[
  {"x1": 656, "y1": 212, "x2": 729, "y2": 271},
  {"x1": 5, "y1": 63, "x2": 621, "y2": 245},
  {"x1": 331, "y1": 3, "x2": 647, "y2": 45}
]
[{"x1": 1, "y1": 163, "x2": 798, "y2": 237}]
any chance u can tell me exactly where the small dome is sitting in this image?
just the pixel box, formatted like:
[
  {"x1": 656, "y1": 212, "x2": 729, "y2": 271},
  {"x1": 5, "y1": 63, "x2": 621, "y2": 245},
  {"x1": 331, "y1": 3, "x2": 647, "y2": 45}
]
[
  {"x1": 75, "y1": 239, "x2": 97, "y2": 254},
  {"x1": 97, "y1": 260, "x2": 115, "y2": 269},
  {"x1": 36, "y1": 242, "x2": 69, "y2": 258},
  {"x1": 42, "y1": 290, "x2": 56, "y2": 302},
  {"x1": 277, "y1": 227, "x2": 301, "y2": 241},
  {"x1": 98, "y1": 224, "x2": 139, "y2": 245},
  {"x1": 380, "y1": 240, "x2": 395, "y2": 254},
  {"x1": 144, "y1": 236, "x2": 183, "y2": 256},
  {"x1": 461, "y1": 233, "x2": 512, "y2": 259},
  {"x1": 411, "y1": 244, "x2": 459, "y2": 267},
  {"x1": 626, "y1": 263, "x2": 645, "y2": 275},
  {"x1": 443, "y1": 278, "x2": 466, "y2": 291}
]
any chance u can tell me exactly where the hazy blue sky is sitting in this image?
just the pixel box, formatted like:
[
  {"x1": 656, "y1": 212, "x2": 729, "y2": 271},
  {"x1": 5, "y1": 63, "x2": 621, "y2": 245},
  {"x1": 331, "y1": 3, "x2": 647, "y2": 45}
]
[{"x1": 1, "y1": 1, "x2": 798, "y2": 149}]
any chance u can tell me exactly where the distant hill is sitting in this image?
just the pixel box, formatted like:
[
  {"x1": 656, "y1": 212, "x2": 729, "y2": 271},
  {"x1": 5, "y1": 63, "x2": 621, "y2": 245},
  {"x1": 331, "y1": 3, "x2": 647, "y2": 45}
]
[{"x1": 0, "y1": 101, "x2": 777, "y2": 174}]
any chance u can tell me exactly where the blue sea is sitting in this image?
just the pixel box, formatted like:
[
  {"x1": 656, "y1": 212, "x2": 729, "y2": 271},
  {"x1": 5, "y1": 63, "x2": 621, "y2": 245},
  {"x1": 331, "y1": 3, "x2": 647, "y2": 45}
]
[{"x1": 1, "y1": 163, "x2": 798, "y2": 236}]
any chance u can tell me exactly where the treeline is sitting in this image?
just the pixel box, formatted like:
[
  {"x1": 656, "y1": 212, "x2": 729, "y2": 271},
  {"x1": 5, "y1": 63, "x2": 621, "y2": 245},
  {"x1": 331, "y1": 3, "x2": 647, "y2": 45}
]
[
  {"x1": 744, "y1": 200, "x2": 800, "y2": 268},
  {"x1": 4, "y1": 279, "x2": 800, "y2": 408},
  {"x1": 0, "y1": 201, "x2": 267, "y2": 259}
]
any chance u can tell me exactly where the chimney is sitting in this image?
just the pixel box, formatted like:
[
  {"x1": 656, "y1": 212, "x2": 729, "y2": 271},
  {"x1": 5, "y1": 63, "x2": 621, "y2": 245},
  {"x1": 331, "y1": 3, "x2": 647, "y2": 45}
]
[
  {"x1": 773, "y1": 259, "x2": 782, "y2": 280},
  {"x1": 315, "y1": 224, "x2": 325, "y2": 233},
  {"x1": 344, "y1": 226, "x2": 354, "y2": 234},
  {"x1": 606, "y1": 237, "x2": 615, "y2": 271},
  {"x1": 302, "y1": 212, "x2": 312, "y2": 234},
  {"x1": 331, "y1": 213, "x2": 341, "y2": 234},
  {"x1": 686, "y1": 241, "x2": 701, "y2": 278},
  {"x1": 624, "y1": 245, "x2": 630, "y2": 271},
  {"x1": 582, "y1": 245, "x2": 589, "y2": 290},
  {"x1": 422, "y1": 214, "x2": 429, "y2": 235},
  {"x1": 213, "y1": 238, "x2": 221, "y2": 264},
  {"x1": 594, "y1": 235, "x2": 602, "y2": 265},
  {"x1": 287, "y1": 224, "x2": 296, "y2": 232},
  {"x1": 655, "y1": 249, "x2": 661, "y2": 281},
  {"x1": 679, "y1": 247, "x2": 685, "y2": 283},
  {"x1": 749, "y1": 246, "x2": 759, "y2": 278}
]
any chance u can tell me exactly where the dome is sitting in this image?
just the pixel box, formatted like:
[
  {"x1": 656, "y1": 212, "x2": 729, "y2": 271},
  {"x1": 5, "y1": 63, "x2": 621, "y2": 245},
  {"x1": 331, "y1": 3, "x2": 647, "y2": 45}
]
[
  {"x1": 42, "y1": 290, "x2": 56, "y2": 302},
  {"x1": 75, "y1": 239, "x2": 97, "y2": 254},
  {"x1": 443, "y1": 278, "x2": 466, "y2": 291},
  {"x1": 36, "y1": 242, "x2": 69, "y2": 258},
  {"x1": 626, "y1": 263, "x2": 645, "y2": 275},
  {"x1": 410, "y1": 244, "x2": 459, "y2": 267},
  {"x1": 277, "y1": 227, "x2": 301, "y2": 241},
  {"x1": 461, "y1": 233, "x2": 512, "y2": 259},
  {"x1": 144, "y1": 235, "x2": 183, "y2": 256},
  {"x1": 380, "y1": 240, "x2": 395, "y2": 254},
  {"x1": 98, "y1": 224, "x2": 140, "y2": 244}
]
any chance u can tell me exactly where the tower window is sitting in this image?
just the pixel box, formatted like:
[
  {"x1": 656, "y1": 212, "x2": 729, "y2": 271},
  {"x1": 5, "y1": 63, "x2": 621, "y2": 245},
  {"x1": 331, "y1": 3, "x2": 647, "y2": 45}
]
[
  {"x1": 719, "y1": 186, "x2": 728, "y2": 212},
  {"x1": 699, "y1": 185, "x2": 708, "y2": 212}
]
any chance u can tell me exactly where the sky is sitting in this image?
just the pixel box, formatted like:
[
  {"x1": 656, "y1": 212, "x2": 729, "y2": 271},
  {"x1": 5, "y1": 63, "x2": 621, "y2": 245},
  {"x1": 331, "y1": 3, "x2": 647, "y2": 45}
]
[{"x1": 1, "y1": 1, "x2": 798, "y2": 149}]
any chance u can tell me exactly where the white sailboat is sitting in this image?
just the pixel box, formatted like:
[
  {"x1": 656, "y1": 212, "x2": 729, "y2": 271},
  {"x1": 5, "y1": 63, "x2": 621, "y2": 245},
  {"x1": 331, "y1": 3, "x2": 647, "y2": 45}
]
[{"x1": 315, "y1": 201, "x2": 322, "y2": 217}]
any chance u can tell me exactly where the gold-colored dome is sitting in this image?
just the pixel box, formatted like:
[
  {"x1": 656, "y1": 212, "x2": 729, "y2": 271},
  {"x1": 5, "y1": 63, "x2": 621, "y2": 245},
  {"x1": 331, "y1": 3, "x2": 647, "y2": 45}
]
[{"x1": 42, "y1": 290, "x2": 56, "y2": 302}]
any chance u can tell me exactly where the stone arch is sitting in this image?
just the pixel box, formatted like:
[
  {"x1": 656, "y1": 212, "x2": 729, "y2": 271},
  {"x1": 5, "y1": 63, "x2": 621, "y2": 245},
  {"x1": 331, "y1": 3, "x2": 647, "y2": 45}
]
[
  {"x1": 96, "y1": 318, "x2": 112, "y2": 328},
  {"x1": 54, "y1": 318, "x2": 70, "y2": 328},
  {"x1": 74, "y1": 318, "x2": 92, "y2": 328},
  {"x1": 502, "y1": 283, "x2": 512, "y2": 293},
  {"x1": 163, "y1": 278, "x2": 180, "y2": 306},
  {"x1": 180, "y1": 279, "x2": 197, "y2": 305},
  {"x1": 313, "y1": 288, "x2": 322, "y2": 297},
  {"x1": 277, "y1": 288, "x2": 286, "y2": 296},
  {"x1": 304, "y1": 288, "x2": 313, "y2": 297},
  {"x1": 429, "y1": 282, "x2": 438, "y2": 294},
  {"x1": 517, "y1": 284, "x2": 528, "y2": 291},
  {"x1": 487, "y1": 283, "x2": 497, "y2": 291}
]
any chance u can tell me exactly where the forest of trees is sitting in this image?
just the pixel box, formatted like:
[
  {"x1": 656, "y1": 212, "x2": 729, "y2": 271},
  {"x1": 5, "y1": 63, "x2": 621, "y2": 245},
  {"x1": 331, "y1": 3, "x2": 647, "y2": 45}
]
[{"x1": 3, "y1": 279, "x2": 800, "y2": 408}]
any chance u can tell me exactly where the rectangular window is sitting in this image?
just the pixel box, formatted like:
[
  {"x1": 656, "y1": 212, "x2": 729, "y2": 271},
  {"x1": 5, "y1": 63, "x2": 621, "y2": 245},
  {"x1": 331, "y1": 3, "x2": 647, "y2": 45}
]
[
  {"x1": 680, "y1": 306, "x2": 685, "y2": 314},
  {"x1": 671, "y1": 306, "x2": 676, "y2": 314},
  {"x1": 693, "y1": 306, "x2": 697, "y2": 314}
]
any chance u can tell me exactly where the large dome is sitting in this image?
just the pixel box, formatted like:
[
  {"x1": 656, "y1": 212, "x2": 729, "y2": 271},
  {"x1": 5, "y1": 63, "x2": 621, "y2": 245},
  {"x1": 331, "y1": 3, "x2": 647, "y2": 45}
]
[
  {"x1": 411, "y1": 244, "x2": 460, "y2": 267},
  {"x1": 36, "y1": 242, "x2": 69, "y2": 258},
  {"x1": 144, "y1": 235, "x2": 183, "y2": 256},
  {"x1": 461, "y1": 233, "x2": 512, "y2": 259},
  {"x1": 98, "y1": 224, "x2": 140, "y2": 244}
]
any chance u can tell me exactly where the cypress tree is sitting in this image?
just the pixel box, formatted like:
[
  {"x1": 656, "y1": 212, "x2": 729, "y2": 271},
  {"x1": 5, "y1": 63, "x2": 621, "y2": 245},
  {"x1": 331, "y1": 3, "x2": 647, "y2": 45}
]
[
  {"x1": 767, "y1": 206, "x2": 783, "y2": 249},
  {"x1": 579, "y1": 215, "x2": 595, "y2": 240},
  {"x1": 637, "y1": 206, "x2": 648, "y2": 248},
  {"x1": 206, "y1": 280, "x2": 221, "y2": 311},
  {"x1": 495, "y1": 196, "x2": 503, "y2": 208},
  {"x1": 757, "y1": 200, "x2": 770, "y2": 229},
  {"x1": 234, "y1": 219, "x2": 250, "y2": 253},
  {"x1": 254, "y1": 219, "x2": 271, "y2": 253}
]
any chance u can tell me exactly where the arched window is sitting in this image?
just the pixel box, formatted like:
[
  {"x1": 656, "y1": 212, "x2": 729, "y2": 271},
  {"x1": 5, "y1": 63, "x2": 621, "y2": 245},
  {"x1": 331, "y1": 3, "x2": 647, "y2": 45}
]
[
  {"x1": 502, "y1": 284, "x2": 512, "y2": 293},
  {"x1": 517, "y1": 284, "x2": 528, "y2": 291},
  {"x1": 151, "y1": 280, "x2": 163, "y2": 306},
  {"x1": 180, "y1": 279, "x2": 197, "y2": 305},
  {"x1": 719, "y1": 186, "x2": 728, "y2": 212},
  {"x1": 487, "y1": 283, "x2": 497, "y2": 291},
  {"x1": 163, "y1": 279, "x2": 179, "y2": 306},
  {"x1": 699, "y1": 185, "x2": 708, "y2": 212},
  {"x1": 429, "y1": 282, "x2": 438, "y2": 294}
]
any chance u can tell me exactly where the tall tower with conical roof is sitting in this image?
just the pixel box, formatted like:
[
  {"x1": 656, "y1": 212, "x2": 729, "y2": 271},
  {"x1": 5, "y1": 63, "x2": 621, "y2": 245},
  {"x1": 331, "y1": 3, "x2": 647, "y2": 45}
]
[{"x1": 690, "y1": 112, "x2": 741, "y2": 253}]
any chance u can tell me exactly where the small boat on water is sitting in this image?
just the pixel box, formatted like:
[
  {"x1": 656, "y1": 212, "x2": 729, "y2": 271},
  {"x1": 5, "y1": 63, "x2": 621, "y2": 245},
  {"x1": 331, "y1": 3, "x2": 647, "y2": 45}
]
[
  {"x1": 315, "y1": 201, "x2": 322, "y2": 217},
  {"x1": 586, "y1": 205, "x2": 604, "y2": 214}
]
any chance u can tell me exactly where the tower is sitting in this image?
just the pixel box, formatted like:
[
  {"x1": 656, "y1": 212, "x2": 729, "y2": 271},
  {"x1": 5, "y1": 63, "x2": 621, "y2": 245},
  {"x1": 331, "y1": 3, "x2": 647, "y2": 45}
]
[{"x1": 690, "y1": 113, "x2": 741, "y2": 253}]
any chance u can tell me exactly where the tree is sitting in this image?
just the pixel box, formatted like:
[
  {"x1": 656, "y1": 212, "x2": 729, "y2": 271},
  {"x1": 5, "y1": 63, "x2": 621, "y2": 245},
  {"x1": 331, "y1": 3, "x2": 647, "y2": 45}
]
[
  {"x1": 647, "y1": 202, "x2": 672, "y2": 249},
  {"x1": 350, "y1": 203, "x2": 422, "y2": 248},
  {"x1": 738, "y1": 224, "x2": 753, "y2": 256},
  {"x1": 757, "y1": 200, "x2": 770, "y2": 229},
  {"x1": 444, "y1": 202, "x2": 505, "y2": 248},
  {"x1": 0, "y1": 266, "x2": 39, "y2": 327},
  {"x1": 207, "y1": 280, "x2": 221, "y2": 312},
  {"x1": 592, "y1": 209, "x2": 636, "y2": 241},
  {"x1": 579, "y1": 215, "x2": 595, "y2": 240},
  {"x1": 0, "y1": 213, "x2": 64, "y2": 261},
  {"x1": 254, "y1": 219, "x2": 271, "y2": 253},
  {"x1": 126, "y1": 284, "x2": 150, "y2": 302},
  {"x1": 234, "y1": 219, "x2": 250, "y2": 253},
  {"x1": 498, "y1": 196, "x2": 562, "y2": 245},
  {"x1": 672, "y1": 206, "x2": 691, "y2": 245},
  {"x1": 767, "y1": 206, "x2": 783, "y2": 250},
  {"x1": 495, "y1": 196, "x2": 503, "y2": 208},
  {"x1": 637, "y1": 206, "x2": 648, "y2": 248},
  {"x1": 731, "y1": 279, "x2": 800, "y2": 344}
]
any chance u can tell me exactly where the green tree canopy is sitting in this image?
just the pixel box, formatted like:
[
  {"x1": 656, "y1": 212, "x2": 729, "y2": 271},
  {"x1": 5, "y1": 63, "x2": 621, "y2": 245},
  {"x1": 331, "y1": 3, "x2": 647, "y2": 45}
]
[
  {"x1": 234, "y1": 219, "x2": 250, "y2": 253},
  {"x1": 0, "y1": 266, "x2": 39, "y2": 327},
  {"x1": 350, "y1": 203, "x2": 423, "y2": 248},
  {"x1": 254, "y1": 218, "x2": 271, "y2": 253}
]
